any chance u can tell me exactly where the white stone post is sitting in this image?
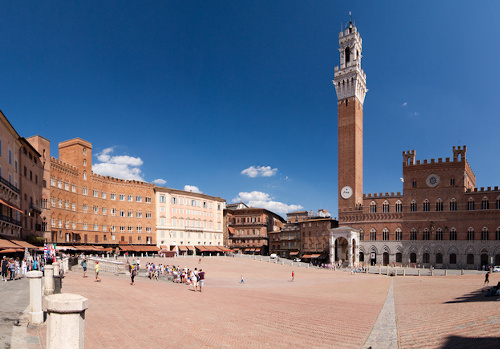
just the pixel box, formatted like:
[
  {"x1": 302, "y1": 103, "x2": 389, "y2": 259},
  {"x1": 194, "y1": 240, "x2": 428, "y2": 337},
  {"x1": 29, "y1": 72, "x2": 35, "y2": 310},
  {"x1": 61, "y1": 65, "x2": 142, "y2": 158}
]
[
  {"x1": 53, "y1": 262, "x2": 60, "y2": 276},
  {"x1": 44, "y1": 265, "x2": 55, "y2": 296},
  {"x1": 27, "y1": 271, "x2": 44, "y2": 324},
  {"x1": 45, "y1": 293, "x2": 88, "y2": 349}
]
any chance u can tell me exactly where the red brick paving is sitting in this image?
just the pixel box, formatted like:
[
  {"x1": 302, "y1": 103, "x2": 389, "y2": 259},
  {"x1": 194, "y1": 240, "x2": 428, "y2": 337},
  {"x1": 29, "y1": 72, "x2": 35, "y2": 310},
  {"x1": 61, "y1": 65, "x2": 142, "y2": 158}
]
[
  {"x1": 34, "y1": 257, "x2": 390, "y2": 348},
  {"x1": 394, "y1": 273, "x2": 500, "y2": 349},
  {"x1": 29, "y1": 258, "x2": 499, "y2": 348}
]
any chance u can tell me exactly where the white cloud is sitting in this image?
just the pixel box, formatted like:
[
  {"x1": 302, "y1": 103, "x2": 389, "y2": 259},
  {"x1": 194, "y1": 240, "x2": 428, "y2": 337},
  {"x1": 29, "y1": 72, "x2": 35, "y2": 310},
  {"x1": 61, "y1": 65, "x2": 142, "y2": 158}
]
[
  {"x1": 413, "y1": 112, "x2": 420, "y2": 116},
  {"x1": 152, "y1": 179, "x2": 167, "y2": 185},
  {"x1": 232, "y1": 191, "x2": 303, "y2": 214},
  {"x1": 402, "y1": 102, "x2": 408, "y2": 107},
  {"x1": 92, "y1": 148, "x2": 145, "y2": 181},
  {"x1": 184, "y1": 185, "x2": 202, "y2": 194},
  {"x1": 241, "y1": 166, "x2": 278, "y2": 178}
]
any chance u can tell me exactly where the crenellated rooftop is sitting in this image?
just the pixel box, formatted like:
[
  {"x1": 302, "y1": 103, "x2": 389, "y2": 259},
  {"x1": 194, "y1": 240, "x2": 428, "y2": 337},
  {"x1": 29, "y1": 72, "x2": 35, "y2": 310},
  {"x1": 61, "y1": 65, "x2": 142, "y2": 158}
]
[{"x1": 363, "y1": 192, "x2": 402, "y2": 199}]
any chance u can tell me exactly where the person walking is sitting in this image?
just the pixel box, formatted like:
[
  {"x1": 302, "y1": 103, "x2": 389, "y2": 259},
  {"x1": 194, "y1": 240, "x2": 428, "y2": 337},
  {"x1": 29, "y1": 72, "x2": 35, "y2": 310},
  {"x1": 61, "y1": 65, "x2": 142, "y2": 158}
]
[
  {"x1": 130, "y1": 262, "x2": 136, "y2": 285},
  {"x1": 94, "y1": 261, "x2": 101, "y2": 282},
  {"x1": 191, "y1": 268, "x2": 198, "y2": 292},
  {"x1": 291, "y1": 271, "x2": 295, "y2": 282},
  {"x1": 484, "y1": 271, "x2": 490, "y2": 286},
  {"x1": 81, "y1": 258, "x2": 87, "y2": 277},
  {"x1": 198, "y1": 269, "x2": 205, "y2": 292},
  {"x1": 1, "y1": 256, "x2": 8, "y2": 281},
  {"x1": 240, "y1": 275, "x2": 244, "y2": 284}
]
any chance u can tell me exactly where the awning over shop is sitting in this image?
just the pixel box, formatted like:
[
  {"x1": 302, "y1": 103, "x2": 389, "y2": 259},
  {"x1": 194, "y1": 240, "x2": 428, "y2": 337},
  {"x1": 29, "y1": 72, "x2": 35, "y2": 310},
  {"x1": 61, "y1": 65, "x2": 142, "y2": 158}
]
[
  {"x1": 8, "y1": 239, "x2": 37, "y2": 249},
  {"x1": 254, "y1": 248, "x2": 261, "y2": 252},
  {"x1": 196, "y1": 246, "x2": 207, "y2": 252},
  {"x1": 302, "y1": 254, "x2": 312, "y2": 258},
  {"x1": 187, "y1": 246, "x2": 196, "y2": 251},
  {"x1": 228, "y1": 227, "x2": 235, "y2": 235},
  {"x1": 310, "y1": 254, "x2": 321, "y2": 258},
  {"x1": 289, "y1": 252, "x2": 299, "y2": 256},
  {"x1": 55, "y1": 246, "x2": 76, "y2": 251},
  {"x1": 177, "y1": 245, "x2": 188, "y2": 251},
  {"x1": 0, "y1": 197, "x2": 22, "y2": 213},
  {"x1": 0, "y1": 248, "x2": 24, "y2": 253},
  {"x1": 0, "y1": 238, "x2": 25, "y2": 249}
]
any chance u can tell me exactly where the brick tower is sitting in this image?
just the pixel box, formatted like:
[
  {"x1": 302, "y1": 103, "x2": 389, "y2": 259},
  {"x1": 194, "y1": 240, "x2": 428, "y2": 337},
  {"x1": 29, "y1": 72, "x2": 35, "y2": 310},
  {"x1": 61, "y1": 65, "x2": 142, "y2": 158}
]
[{"x1": 333, "y1": 20, "x2": 367, "y2": 214}]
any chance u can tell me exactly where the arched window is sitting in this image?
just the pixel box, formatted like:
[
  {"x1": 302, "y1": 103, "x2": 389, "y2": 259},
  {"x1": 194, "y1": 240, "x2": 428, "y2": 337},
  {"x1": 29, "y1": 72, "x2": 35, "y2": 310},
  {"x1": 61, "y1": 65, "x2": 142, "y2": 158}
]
[
  {"x1": 395, "y1": 200, "x2": 402, "y2": 213},
  {"x1": 345, "y1": 47, "x2": 351, "y2": 63},
  {"x1": 423, "y1": 228, "x2": 430, "y2": 240},
  {"x1": 481, "y1": 197, "x2": 489, "y2": 210},
  {"x1": 383, "y1": 228, "x2": 389, "y2": 241},
  {"x1": 436, "y1": 228, "x2": 443, "y2": 240},
  {"x1": 383, "y1": 201, "x2": 389, "y2": 213},
  {"x1": 497, "y1": 227, "x2": 500, "y2": 241},
  {"x1": 436, "y1": 198, "x2": 443, "y2": 211},
  {"x1": 410, "y1": 200, "x2": 417, "y2": 212},
  {"x1": 423, "y1": 199, "x2": 430, "y2": 212},
  {"x1": 370, "y1": 228, "x2": 377, "y2": 241},
  {"x1": 370, "y1": 201, "x2": 377, "y2": 213},
  {"x1": 450, "y1": 227, "x2": 457, "y2": 240},
  {"x1": 467, "y1": 198, "x2": 475, "y2": 210},
  {"x1": 395, "y1": 228, "x2": 402, "y2": 240},
  {"x1": 410, "y1": 228, "x2": 417, "y2": 240},
  {"x1": 450, "y1": 198, "x2": 457, "y2": 211},
  {"x1": 496, "y1": 196, "x2": 500, "y2": 209},
  {"x1": 481, "y1": 227, "x2": 489, "y2": 241},
  {"x1": 83, "y1": 171, "x2": 87, "y2": 180},
  {"x1": 467, "y1": 227, "x2": 475, "y2": 241},
  {"x1": 359, "y1": 228, "x2": 364, "y2": 241}
]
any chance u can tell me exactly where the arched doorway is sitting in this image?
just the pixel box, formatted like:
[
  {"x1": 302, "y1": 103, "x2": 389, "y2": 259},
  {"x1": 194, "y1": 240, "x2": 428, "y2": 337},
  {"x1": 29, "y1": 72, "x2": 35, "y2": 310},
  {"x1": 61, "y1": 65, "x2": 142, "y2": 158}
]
[
  {"x1": 334, "y1": 237, "x2": 348, "y2": 263},
  {"x1": 481, "y1": 253, "x2": 488, "y2": 268},
  {"x1": 410, "y1": 253, "x2": 417, "y2": 264},
  {"x1": 383, "y1": 252, "x2": 389, "y2": 266},
  {"x1": 359, "y1": 252, "x2": 364, "y2": 262},
  {"x1": 370, "y1": 251, "x2": 377, "y2": 266},
  {"x1": 496, "y1": 254, "x2": 500, "y2": 266}
]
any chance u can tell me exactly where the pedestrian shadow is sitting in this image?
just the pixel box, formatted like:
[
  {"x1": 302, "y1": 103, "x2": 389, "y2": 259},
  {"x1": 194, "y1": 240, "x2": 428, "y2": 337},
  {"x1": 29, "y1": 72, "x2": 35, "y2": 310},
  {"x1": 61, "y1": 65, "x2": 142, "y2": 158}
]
[
  {"x1": 441, "y1": 335, "x2": 500, "y2": 348},
  {"x1": 444, "y1": 286, "x2": 499, "y2": 303}
]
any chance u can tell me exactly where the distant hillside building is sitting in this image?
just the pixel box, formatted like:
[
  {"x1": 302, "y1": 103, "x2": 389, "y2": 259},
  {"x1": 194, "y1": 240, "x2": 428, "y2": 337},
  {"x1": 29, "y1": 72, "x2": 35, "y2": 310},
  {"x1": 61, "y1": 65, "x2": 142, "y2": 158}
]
[{"x1": 333, "y1": 21, "x2": 500, "y2": 268}]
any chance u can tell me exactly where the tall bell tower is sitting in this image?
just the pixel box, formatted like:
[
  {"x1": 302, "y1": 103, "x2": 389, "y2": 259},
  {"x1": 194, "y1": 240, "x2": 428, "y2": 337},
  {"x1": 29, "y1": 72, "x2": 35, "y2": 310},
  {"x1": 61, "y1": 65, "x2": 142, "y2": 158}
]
[{"x1": 333, "y1": 20, "x2": 367, "y2": 214}]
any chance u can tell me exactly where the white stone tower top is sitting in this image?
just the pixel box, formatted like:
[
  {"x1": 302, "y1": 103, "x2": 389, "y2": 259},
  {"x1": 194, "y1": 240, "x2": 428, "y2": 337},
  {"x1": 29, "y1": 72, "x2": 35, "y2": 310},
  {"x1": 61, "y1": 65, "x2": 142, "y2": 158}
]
[{"x1": 333, "y1": 21, "x2": 367, "y2": 104}]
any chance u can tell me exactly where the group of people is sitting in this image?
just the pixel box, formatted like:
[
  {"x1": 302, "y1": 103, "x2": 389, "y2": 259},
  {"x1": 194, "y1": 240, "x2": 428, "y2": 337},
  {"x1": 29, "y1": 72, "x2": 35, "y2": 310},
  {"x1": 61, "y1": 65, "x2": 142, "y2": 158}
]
[
  {"x1": 1, "y1": 255, "x2": 45, "y2": 281},
  {"x1": 125, "y1": 260, "x2": 206, "y2": 292}
]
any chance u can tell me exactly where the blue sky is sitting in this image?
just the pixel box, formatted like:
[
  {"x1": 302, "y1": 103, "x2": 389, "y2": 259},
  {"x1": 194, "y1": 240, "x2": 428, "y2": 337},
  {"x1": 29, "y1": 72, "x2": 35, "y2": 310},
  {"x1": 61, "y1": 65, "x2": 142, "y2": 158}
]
[{"x1": 1, "y1": 1, "x2": 499, "y2": 217}]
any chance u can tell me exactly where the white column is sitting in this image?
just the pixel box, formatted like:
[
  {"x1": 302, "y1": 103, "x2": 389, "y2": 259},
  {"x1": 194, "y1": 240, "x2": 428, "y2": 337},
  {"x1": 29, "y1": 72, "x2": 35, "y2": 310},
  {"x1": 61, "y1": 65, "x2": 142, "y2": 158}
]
[
  {"x1": 347, "y1": 240, "x2": 353, "y2": 267},
  {"x1": 44, "y1": 265, "x2": 55, "y2": 296},
  {"x1": 45, "y1": 293, "x2": 88, "y2": 349},
  {"x1": 27, "y1": 271, "x2": 44, "y2": 324},
  {"x1": 329, "y1": 234, "x2": 334, "y2": 266}
]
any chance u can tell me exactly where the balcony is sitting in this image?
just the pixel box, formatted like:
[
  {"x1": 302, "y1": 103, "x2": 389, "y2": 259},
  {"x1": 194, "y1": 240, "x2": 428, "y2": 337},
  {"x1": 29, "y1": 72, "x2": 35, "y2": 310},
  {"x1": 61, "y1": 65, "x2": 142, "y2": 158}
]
[
  {"x1": 30, "y1": 203, "x2": 43, "y2": 214},
  {"x1": 0, "y1": 214, "x2": 22, "y2": 226},
  {"x1": 0, "y1": 176, "x2": 20, "y2": 194}
]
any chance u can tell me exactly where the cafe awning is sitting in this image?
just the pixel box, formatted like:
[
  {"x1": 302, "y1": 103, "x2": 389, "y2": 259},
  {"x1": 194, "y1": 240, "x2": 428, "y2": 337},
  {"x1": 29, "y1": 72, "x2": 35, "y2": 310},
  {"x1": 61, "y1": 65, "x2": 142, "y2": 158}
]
[
  {"x1": 289, "y1": 251, "x2": 299, "y2": 256},
  {"x1": 0, "y1": 238, "x2": 24, "y2": 249},
  {"x1": 310, "y1": 254, "x2": 321, "y2": 258},
  {"x1": 177, "y1": 245, "x2": 188, "y2": 251},
  {"x1": 0, "y1": 197, "x2": 22, "y2": 213},
  {"x1": 8, "y1": 239, "x2": 37, "y2": 249}
]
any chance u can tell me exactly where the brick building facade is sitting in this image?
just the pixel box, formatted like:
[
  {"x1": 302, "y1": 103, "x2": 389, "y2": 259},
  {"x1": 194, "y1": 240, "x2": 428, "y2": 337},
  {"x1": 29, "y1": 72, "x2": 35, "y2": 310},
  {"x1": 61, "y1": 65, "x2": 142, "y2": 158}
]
[
  {"x1": 333, "y1": 22, "x2": 500, "y2": 269},
  {"x1": 28, "y1": 136, "x2": 156, "y2": 246},
  {"x1": 226, "y1": 203, "x2": 285, "y2": 255}
]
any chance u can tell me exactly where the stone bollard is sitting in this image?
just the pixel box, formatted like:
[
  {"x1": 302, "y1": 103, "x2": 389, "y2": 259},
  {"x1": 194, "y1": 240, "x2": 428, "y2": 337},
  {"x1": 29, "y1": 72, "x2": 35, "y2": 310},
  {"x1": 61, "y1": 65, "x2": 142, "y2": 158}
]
[
  {"x1": 45, "y1": 293, "x2": 88, "y2": 349},
  {"x1": 386, "y1": 268, "x2": 389, "y2": 276},
  {"x1": 44, "y1": 265, "x2": 55, "y2": 296},
  {"x1": 53, "y1": 262, "x2": 60, "y2": 276},
  {"x1": 461, "y1": 269, "x2": 464, "y2": 275},
  {"x1": 27, "y1": 271, "x2": 44, "y2": 324},
  {"x1": 378, "y1": 268, "x2": 381, "y2": 275},
  {"x1": 403, "y1": 269, "x2": 406, "y2": 276},
  {"x1": 418, "y1": 270, "x2": 420, "y2": 276},
  {"x1": 431, "y1": 270, "x2": 434, "y2": 276},
  {"x1": 444, "y1": 270, "x2": 447, "y2": 276}
]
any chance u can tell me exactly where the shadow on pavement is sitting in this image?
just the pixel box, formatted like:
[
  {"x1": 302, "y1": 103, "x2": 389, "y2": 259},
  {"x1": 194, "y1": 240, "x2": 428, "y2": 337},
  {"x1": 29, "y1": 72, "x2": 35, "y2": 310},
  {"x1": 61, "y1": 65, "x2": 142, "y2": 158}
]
[
  {"x1": 441, "y1": 335, "x2": 500, "y2": 349},
  {"x1": 444, "y1": 286, "x2": 500, "y2": 303}
]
